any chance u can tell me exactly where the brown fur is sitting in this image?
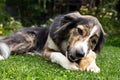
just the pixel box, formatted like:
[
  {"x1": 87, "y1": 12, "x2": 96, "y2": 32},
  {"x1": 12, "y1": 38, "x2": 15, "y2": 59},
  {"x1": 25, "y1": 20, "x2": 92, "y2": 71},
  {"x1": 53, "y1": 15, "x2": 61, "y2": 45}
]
[{"x1": 79, "y1": 51, "x2": 96, "y2": 71}]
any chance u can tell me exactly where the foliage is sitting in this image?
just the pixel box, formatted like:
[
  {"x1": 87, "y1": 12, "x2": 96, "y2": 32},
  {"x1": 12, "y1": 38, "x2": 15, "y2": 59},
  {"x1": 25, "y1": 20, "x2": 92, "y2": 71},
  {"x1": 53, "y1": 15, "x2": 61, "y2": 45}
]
[
  {"x1": 80, "y1": 0, "x2": 118, "y2": 18},
  {"x1": 0, "y1": 0, "x2": 22, "y2": 33},
  {"x1": 80, "y1": 0, "x2": 120, "y2": 35},
  {"x1": 0, "y1": 0, "x2": 9, "y2": 24},
  {"x1": 4, "y1": 17, "x2": 22, "y2": 30},
  {"x1": 5, "y1": 0, "x2": 51, "y2": 26},
  {"x1": 99, "y1": 18, "x2": 120, "y2": 35},
  {"x1": 0, "y1": 0, "x2": 120, "y2": 34}
]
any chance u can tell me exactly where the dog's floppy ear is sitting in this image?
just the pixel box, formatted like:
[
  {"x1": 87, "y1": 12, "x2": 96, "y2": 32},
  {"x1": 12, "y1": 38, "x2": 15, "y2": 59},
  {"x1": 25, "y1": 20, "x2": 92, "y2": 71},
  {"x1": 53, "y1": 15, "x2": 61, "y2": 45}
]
[
  {"x1": 54, "y1": 11, "x2": 81, "y2": 34},
  {"x1": 61, "y1": 11, "x2": 81, "y2": 25},
  {"x1": 94, "y1": 26, "x2": 108, "y2": 53},
  {"x1": 51, "y1": 12, "x2": 81, "y2": 45}
]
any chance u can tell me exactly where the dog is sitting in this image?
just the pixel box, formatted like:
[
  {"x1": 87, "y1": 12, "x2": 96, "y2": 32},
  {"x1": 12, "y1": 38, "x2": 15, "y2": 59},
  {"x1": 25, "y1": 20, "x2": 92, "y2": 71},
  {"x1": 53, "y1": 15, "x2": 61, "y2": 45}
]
[{"x1": 0, "y1": 12, "x2": 107, "y2": 73}]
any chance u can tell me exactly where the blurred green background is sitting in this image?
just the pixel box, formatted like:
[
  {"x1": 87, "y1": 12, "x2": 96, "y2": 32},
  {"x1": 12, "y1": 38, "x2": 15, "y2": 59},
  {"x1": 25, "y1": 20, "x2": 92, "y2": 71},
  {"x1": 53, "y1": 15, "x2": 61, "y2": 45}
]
[{"x1": 0, "y1": 0, "x2": 120, "y2": 35}]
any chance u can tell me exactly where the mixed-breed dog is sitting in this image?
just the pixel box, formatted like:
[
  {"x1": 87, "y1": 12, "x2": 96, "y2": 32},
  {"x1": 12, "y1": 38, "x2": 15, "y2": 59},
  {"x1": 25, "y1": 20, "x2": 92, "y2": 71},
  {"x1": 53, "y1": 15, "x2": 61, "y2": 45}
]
[{"x1": 0, "y1": 12, "x2": 107, "y2": 73}]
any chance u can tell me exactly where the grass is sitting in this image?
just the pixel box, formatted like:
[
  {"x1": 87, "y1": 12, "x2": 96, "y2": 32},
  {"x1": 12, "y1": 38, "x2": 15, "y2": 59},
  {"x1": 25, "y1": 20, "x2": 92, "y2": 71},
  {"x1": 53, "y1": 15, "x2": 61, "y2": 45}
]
[{"x1": 0, "y1": 35, "x2": 120, "y2": 80}]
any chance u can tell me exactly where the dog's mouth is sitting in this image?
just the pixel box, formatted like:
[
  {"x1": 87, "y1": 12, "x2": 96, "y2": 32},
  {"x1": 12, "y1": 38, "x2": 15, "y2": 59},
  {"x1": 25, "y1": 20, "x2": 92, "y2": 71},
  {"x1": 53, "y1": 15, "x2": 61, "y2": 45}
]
[
  {"x1": 66, "y1": 46, "x2": 82, "y2": 62},
  {"x1": 66, "y1": 51, "x2": 81, "y2": 62}
]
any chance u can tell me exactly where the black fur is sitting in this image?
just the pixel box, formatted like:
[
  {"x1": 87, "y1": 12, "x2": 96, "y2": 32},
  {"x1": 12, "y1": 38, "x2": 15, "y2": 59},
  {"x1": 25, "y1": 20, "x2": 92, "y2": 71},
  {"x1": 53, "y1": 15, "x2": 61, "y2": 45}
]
[{"x1": 93, "y1": 29, "x2": 105, "y2": 53}]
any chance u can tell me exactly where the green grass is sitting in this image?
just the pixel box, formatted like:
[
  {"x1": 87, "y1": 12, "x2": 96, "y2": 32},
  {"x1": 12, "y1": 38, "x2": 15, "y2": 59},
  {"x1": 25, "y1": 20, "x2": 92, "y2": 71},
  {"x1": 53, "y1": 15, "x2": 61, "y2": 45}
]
[{"x1": 0, "y1": 35, "x2": 120, "y2": 80}]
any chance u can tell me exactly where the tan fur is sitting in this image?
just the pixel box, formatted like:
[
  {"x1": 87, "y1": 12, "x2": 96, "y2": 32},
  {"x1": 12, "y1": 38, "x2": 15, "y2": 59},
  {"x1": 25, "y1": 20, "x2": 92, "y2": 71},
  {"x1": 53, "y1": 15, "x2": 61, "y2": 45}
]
[
  {"x1": 43, "y1": 49, "x2": 53, "y2": 60},
  {"x1": 77, "y1": 25, "x2": 90, "y2": 37},
  {"x1": 79, "y1": 52, "x2": 96, "y2": 71}
]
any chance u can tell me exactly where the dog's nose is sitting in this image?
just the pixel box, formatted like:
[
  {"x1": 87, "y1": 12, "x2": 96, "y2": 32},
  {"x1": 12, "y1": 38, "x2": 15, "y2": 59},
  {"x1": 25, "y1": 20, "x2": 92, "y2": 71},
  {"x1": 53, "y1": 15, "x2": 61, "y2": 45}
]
[{"x1": 76, "y1": 50, "x2": 85, "y2": 57}]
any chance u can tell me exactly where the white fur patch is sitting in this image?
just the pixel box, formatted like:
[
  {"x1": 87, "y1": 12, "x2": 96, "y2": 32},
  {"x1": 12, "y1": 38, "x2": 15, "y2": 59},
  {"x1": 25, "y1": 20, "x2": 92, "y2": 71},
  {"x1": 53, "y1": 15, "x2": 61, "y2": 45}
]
[
  {"x1": 87, "y1": 49, "x2": 96, "y2": 57},
  {"x1": 88, "y1": 25, "x2": 98, "y2": 39},
  {"x1": 45, "y1": 35, "x2": 59, "y2": 51},
  {"x1": 50, "y1": 52, "x2": 79, "y2": 70},
  {"x1": 0, "y1": 42, "x2": 10, "y2": 59},
  {"x1": 86, "y1": 59, "x2": 100, "y2": 73},
  {"x1": 75, "y1": 40, "x2": 88, "y2": 56},
  {"x1": 86, "y1": 50, "x2": 100, "y2": 73}
]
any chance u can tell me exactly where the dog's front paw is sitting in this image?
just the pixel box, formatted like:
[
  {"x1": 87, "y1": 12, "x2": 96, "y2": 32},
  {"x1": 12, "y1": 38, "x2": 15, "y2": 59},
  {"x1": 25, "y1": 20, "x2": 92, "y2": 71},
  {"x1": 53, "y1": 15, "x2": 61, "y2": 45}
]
[
  {"x1": 86, "y1": 64, "x2": 100, "y2": 73},
  {"x1": 69, "y1": 63, "x2": 79, "y2": 70}
]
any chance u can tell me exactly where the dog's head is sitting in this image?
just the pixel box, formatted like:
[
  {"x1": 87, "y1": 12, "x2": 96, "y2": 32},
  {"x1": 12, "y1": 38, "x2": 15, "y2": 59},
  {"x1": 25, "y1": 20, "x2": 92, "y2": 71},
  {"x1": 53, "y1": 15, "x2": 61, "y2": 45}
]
[{"x1": 50, "y1": 12, "x2": 107, "y2": 61}]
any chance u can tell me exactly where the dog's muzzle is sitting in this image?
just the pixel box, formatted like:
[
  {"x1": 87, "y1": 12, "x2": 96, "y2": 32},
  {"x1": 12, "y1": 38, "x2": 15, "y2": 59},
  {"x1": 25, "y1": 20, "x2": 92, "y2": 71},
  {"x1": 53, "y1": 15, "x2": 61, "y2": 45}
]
[
  {"x1": 66, "y1": 51, "x2": 79, "y2": 62},
  {"x1": 66, "y1": 45, "x2": 84, "y2": 62},
  {"x1": 75, "y1": 49, "x2": 85, "y2": 57}
]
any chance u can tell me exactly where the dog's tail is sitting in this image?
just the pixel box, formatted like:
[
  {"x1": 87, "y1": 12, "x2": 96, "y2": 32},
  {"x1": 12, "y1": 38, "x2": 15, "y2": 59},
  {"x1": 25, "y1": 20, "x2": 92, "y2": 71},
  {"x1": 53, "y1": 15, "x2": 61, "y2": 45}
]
[{"x1": 0, "y1": 42, "x2": 11, "y2": 60}]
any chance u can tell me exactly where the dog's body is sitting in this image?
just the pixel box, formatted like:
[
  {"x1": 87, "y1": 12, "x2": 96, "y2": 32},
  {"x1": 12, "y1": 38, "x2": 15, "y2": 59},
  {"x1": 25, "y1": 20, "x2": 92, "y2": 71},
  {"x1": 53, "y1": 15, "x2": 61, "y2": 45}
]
[{"x1": 0, "y1": 12, "x2": 106, "y2": 73}]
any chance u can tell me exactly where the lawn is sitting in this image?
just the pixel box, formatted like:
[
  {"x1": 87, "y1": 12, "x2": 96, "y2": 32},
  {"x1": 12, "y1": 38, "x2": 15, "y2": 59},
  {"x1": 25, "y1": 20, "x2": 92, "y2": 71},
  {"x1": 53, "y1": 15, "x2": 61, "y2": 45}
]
[{"x1": 0, "y1": 35, "x2": 120, "y2": 80}]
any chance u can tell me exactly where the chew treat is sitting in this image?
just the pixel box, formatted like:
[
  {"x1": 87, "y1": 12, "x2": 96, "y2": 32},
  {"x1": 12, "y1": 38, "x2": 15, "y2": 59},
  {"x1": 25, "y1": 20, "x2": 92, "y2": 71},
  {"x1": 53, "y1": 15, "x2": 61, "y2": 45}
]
[{"x1": 79, "y1": 50, "x2": 96, "y2": 71}]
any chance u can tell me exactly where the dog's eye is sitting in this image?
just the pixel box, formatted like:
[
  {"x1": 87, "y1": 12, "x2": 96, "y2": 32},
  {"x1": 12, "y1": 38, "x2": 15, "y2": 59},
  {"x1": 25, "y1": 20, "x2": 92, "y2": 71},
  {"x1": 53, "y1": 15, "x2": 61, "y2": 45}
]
[{"x1": 77, "y1": 28, "x2": 83, "y2": 35}]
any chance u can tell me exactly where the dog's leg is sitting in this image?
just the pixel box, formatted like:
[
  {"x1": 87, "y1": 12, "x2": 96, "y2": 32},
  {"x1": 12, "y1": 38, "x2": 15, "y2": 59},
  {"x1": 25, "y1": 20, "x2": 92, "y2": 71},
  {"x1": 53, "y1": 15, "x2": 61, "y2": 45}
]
[
  {"x1": 49, "y1": 52, "x2": 79, "y2": 70},
  {"x1": 0, "y1": 32, "x2": 35, "y2": 60},
  {"x1": 86, "y1": 59, "x2": 100, "y2": 73}
]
